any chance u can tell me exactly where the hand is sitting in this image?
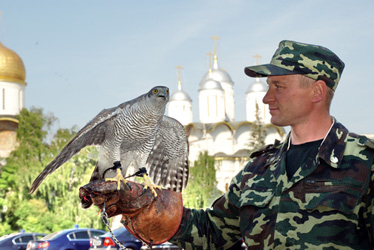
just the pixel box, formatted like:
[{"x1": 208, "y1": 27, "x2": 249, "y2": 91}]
[{"x1": 79, "y1": 179, "x2": 183, "y2": 245}]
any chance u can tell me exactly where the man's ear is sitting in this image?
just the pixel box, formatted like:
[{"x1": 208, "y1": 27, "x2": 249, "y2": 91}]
[{"x1": 312, "y1": 80, "x2": 327, "y2": 103}]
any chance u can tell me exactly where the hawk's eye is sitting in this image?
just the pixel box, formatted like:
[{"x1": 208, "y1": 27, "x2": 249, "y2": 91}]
[
  {"x1": 166, "y1": 90, "x2": 169, "y2": 94},
  {"x1": 153, "y1": 89, "x2": 158, "y2": 94}
]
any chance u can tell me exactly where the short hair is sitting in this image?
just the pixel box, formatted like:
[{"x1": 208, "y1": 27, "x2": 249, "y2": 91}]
[
  {"x1": 298, "y1": 75, "x2": 315, "y2": 88},
  {"x1": 298, "y1": 75, "x2": 334, "y2": 109}
]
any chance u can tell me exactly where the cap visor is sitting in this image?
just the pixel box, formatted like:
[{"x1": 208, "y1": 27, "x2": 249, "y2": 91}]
[{"x1": 244, "y1": 64, "x2": 296, "y2": 78}]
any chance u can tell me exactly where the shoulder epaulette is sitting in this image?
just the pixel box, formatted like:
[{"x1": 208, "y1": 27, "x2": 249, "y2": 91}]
[
  {"x1": 250, "y1": 139, "x2": 281, "y2": 158},
  {"x1": 355, "y1": 134, "x2": 374, "y2": 149},
  {"x1": 364, "y1": 138, "x2": 374, "y2": 149}
]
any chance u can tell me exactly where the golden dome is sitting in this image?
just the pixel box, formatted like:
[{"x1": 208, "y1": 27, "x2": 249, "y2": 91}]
[{"x1": 0, "y1": 42, "x2": 26, "y2": 84}]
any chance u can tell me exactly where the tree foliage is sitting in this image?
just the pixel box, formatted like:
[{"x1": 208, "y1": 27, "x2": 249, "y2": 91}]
[
  {"x1": 0, "y1": 107, "x2": 104, "y2": 235},
  {"x1": 247, "y1": 102, "x2": 266, "y2": 151},
  {"x1": 182, "y1": 151, "x2": 222, "y2": 209}
]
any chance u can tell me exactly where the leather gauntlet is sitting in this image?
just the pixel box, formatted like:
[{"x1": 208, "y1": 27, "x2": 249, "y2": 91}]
[{"x1": 79, "y1": 180, "x2": 183, "y2": 245}]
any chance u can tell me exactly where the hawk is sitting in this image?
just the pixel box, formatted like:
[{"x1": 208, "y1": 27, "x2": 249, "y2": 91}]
[{"x1": 29, "y1": 86, "x2": 189, "y2": 195}]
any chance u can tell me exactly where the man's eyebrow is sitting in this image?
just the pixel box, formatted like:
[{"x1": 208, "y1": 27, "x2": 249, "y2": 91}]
[{"x1": 267, "y1": 79, "x2": 280, "y2": 85}]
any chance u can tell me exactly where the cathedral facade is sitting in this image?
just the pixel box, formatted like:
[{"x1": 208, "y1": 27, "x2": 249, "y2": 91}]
[{"x1": 167, "y1": 39, "x2": 286, "y2": 192}]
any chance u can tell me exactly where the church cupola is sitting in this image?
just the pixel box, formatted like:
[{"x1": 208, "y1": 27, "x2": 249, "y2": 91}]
[
  {"x1": 199, "y1": 35, "x2": 235, "y2": 122},
  {"x1": 246, "y1": 54, "x2": 270, "y2": 123},
  {"x1": 168, "y1": 65, "x2": 193, "y2": 125},
  {"x1": 199, "y1": 55, "x2": 225, "y2": 124}
]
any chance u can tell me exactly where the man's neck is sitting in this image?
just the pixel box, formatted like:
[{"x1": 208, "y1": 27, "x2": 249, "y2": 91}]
[{"x1": 290, "y1": 115, "x2": 333, "y2": 145}]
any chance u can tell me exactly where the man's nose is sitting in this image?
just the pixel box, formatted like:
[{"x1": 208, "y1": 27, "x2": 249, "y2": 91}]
[{"x1": 263, "y1": 88, "x2": 274, "y2": 104}]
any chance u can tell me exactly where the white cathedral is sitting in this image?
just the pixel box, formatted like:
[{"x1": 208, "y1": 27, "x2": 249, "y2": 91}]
[{"x1": 167, "y1": 37, "x2": 286, "y2": 192}]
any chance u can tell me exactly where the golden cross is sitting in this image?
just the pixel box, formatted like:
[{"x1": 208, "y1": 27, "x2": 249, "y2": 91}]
[
  {"x1": 253, "y1": 54, "x2": 262, "y2": 65},
  {"x1": 210, "y1": 35, "x2": 221, "y2": 55},
  {"x1": 205, "y1": 52, "x2": 212, "y2": 69},
  {"x1": 176, "y1": 65, "x2": 183, "y2": 85}
]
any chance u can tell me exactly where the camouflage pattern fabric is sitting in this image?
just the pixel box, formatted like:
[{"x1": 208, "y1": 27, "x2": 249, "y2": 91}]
[
  {"x1": 244, "y1": 40, "x2": 345, "y2": 91},
  {"x1": 170, "y1": 120, "x2": 374, "y2": 249}
]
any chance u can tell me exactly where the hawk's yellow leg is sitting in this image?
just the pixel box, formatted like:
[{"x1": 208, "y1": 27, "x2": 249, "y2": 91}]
[
  {"x1": 105, "y1": 168, "x2": 127, "y2": 190},
  {"x1": 142, "y1": 174, "x2": 161, "y2": 197}
]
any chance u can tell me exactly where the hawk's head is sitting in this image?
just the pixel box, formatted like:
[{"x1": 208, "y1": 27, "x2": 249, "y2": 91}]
[{"x1": 148, "y1": 86, "x2": 169, "y2": 103}]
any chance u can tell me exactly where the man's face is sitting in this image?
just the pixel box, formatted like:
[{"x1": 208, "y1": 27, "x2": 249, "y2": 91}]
[{"x1": 263, "y1": 75, "x2": 314, "y2": 127}]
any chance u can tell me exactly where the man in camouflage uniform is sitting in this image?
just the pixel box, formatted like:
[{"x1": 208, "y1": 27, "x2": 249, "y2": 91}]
[{"x1": 169, "y1": 40, "x2": 374, "y2": 249}]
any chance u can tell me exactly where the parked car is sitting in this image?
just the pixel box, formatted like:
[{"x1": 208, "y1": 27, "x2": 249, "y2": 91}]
[
  {"x1": 89, "y1": 226, "x2": 142, "y2": 250},
  {"x1": 26, "y1": 228, "x2": 105, "y2": 250},
  {"x1": 0, "y1": 232, "x2": 46, "y2": 250},
  {"x1": 141, "y1": 242, "x2": 183, "y2": 249}
]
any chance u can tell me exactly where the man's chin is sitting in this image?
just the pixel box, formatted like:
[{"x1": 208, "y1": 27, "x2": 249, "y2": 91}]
[{"x1": 270, "y1": 118, "x2": 288, "y2": 127}]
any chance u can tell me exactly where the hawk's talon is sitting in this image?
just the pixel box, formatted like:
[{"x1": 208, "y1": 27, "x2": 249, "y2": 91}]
[
  {"x1": 105, "y1": 168, "x2": 127, "y2": 190},
  {"x1": 142, "y1": 173, "x2": 161, "y2": 197}
]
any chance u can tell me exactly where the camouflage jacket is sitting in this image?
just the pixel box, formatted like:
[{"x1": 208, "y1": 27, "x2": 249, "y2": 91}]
[{"x1": 170, "y1": 120, "x2": 374, "y2": 249}]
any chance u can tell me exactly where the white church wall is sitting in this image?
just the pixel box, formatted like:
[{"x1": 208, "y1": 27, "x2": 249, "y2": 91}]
[
  {"x1": 264, "y1": 126, "x2": 285, "y2": 144},
  {"x1": 215, "y1": 157, "x2": 248, "y2": 193},
  {"x1": 246, "y1": 92, "x2": 269, "y2": 123},
  {"x1": 167, "y1": 100, "x2": 192, "y2": 125},
  {"x1": 188, "y1": 132, "x2": 214, "y2": 164},
  {"x1": 0, "y1": 81, "x2": 25, "y2": 116},
  {"x1": 215, "y1": 159, "x2": 235, "y2": 192},
  {"x1": 220, "y1": 81, "x2": 235, "y2": 122},
  {"x1": 199, "y1": 89, "x2": 225, "y2": 123},
  {"x1": 210, "y1": 123, "x2": 234, "y2": 155},
  {"x1": 234, "y1": 122, "x2": 252, "y2": 152},
  {"x1": 187, "y1": 126, "x2": 203, "y2": 163}
]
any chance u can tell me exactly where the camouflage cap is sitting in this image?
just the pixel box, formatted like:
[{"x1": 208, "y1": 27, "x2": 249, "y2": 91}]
[{"x1": 244, "y1": 40, "x2": 345, "y2": 90}]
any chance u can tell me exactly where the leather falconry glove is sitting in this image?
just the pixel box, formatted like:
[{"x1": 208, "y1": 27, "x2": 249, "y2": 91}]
[{"x1": 79, "y1": 179, "x2": 183, "y2": 246}]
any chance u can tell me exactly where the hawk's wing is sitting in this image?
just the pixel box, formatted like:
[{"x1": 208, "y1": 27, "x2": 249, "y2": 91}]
[
  {"x1": 146, "y1": 116, "x2": 189, "y2": 192},
  {"x1": 29, "y1": 106, "x2": 120, "y2": 194}
]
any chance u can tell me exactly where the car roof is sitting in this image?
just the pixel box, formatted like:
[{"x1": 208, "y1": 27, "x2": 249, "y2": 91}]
[
  {"x1": 42, "y1": 228, "x2": 105, "y2": 240},
  {"x1": 100, "y1": 227, "x2": 129, "y2": 237},
  {"x1": 53, "y1": 228, "x2": 103, "y2": 234},
  {"x1": 0, "y1": 233, "x2": 46, "y2": 243}
]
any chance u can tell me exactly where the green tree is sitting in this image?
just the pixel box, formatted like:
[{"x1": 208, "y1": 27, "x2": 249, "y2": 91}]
[
  {"x1": 0, "y1": 107, "x2": 104, "y2": 235},
  {"x1": 0, "y1": 107, "x2": 53, "y2": 233},
  {"x1": 247, "y1": 102, "x2": 266, "y2": 151},
  {"x1": 182, "y1": 151, "x2": 222, "y2": 209}
]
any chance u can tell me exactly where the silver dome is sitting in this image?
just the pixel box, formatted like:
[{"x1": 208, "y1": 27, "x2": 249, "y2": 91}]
[
  {"x1": 170, "y1": 89, "x2": 192, "y2": 102},
  {"x1": 246, "y1": 79, "x2": 268, "y2": 93},
  {"x1": 200, "y1": 68, "x2": 233, "y2": 85},
  {"x1": 199, "y1": 79, "x2": 223, "y2": 91}
]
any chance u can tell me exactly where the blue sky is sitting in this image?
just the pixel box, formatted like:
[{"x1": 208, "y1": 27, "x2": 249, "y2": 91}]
[{"x1": 1, "y1": 0, "x2": 373, "y2": 134}]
